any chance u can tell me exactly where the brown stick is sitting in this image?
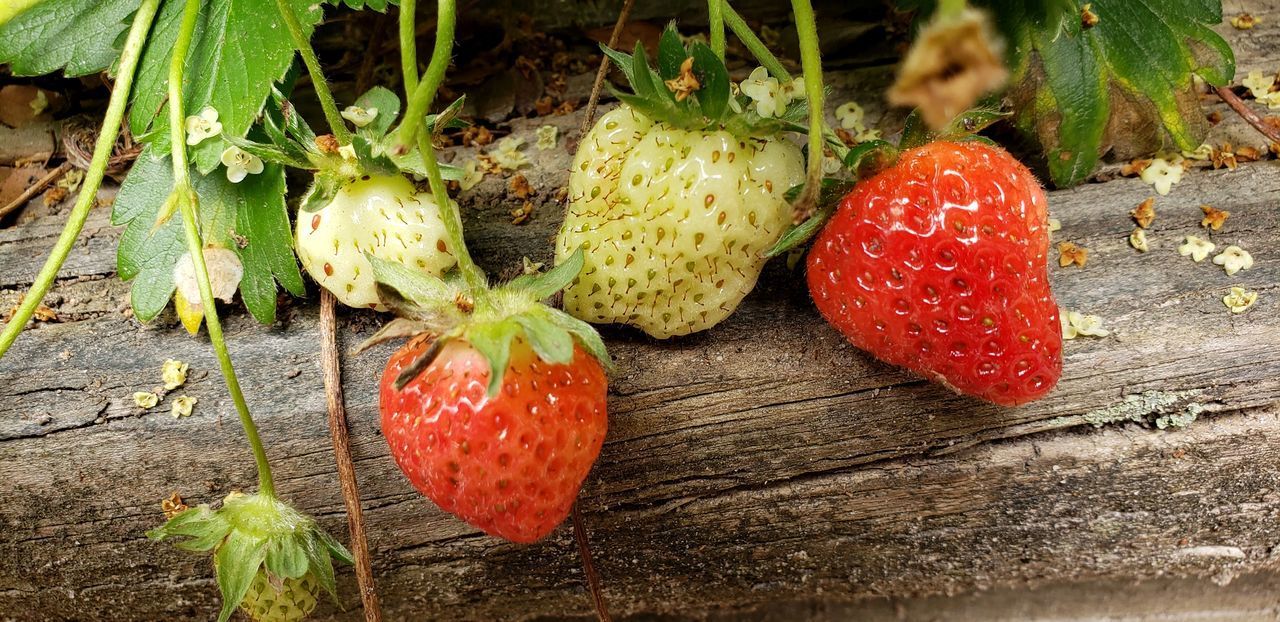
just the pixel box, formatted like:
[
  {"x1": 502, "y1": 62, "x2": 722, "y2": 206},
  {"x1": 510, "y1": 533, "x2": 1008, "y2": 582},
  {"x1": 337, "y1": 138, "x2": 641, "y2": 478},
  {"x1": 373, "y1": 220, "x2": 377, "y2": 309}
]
[
  {"x1": 572, "y1": 503, "x2": 612, "y2": 622},
  {"x1": 578, "y1": 0, "x2": 638, "y2": 137},
  {"x1": 1216, "y1": 86, "x2": 1280, "y2": 145},
  {"x1": 0, "y1": 162, "x2": 72, "y2": 221},
  {"x1": 319, "y1": 290, "x2": 382, "y2": 622}
]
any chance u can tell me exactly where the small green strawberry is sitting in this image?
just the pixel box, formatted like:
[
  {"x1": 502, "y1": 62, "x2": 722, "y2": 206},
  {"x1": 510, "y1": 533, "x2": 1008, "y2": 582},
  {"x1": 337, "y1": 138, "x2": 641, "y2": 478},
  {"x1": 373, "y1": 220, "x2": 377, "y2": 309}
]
[
  {"x1": 148, "y1": 492, "x2": 352, "y2": 622},
  {"x1": 555, "y1": 26, "x2": 808, "y2": 338}
]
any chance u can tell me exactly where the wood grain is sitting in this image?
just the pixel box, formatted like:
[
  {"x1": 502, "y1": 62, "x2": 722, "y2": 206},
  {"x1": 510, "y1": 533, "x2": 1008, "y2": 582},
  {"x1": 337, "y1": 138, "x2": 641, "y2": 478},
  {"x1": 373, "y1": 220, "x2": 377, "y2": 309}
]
[{"x1": 3, "y1": 5, "x2": 1280, "y2": 620}]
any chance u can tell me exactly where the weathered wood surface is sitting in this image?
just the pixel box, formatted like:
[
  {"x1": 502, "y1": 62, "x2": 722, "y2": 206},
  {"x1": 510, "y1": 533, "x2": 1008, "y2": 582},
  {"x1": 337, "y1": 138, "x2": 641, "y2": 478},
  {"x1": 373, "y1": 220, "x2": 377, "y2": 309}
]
[{"x1": 5, "y1": 6, "x2": 1280, "y2": 621}]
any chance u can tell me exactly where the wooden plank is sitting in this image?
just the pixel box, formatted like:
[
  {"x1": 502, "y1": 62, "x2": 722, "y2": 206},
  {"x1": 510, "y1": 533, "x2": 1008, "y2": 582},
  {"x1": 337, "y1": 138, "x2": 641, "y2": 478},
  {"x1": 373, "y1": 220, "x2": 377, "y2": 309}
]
[{"x1": 3, "y1": 3, "x2": 1280, "y2": 619}]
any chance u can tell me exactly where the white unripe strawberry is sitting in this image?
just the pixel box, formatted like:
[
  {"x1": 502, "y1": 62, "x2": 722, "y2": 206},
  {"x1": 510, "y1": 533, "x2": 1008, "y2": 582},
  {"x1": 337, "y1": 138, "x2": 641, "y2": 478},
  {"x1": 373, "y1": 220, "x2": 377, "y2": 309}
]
[
  {"x1": 296, "y1": 174, "x2": 456, "y2": 310},
  {"x1": 555, "y1": 105, "x2": 804, "y2": 338}
]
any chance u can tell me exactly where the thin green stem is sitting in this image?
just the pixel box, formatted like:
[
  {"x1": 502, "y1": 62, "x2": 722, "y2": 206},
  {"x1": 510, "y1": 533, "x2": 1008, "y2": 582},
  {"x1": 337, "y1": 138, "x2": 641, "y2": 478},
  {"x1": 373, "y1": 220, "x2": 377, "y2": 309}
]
[
  {"x1": 723, "y1": 3, "x2": 790, "y2": 81},
  {"x1": 392, "y1": 0, "x2": 456, "y2": 155},
  {"x1": 0, "y1": 0, "x2": 161, "y2": 359},
  {"x1": 707, "y1": 0, "x2": 726, "y2": 60},
  {"x1": 275, "y1": 0, "x2": 352, "y2": 143},
  {"x1": 790, "y1": 0, "x2": 826, "y2": 222},
  {"x1": 394, "y1": 0, "x2": 483, "y2": 290},
  {"x1": 169, "y1": 0, "x2": 275, "y2": 497},
  {"x1": 399, "y1": 0, "x2": 419, "y2": 94}
]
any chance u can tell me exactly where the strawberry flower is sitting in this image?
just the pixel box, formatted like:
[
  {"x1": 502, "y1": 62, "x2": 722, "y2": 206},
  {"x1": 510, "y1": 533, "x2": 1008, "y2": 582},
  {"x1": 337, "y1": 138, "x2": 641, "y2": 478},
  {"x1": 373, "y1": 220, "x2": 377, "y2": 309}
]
[
  {"x1": 162, "y1": 359, "x2": 189, "y2": 390},
  {"x1": 1223, "y1": 286, "x2": 1259, "y2": 314},
  {"x1": 133, "y1": 391, "x2": 159, "y2": 409},
  {"x1": 1212, "y1": 245, "x2": 1254, "y2": 275},
  {"x1": 184, "y1": 107, "x2": 222, "y2": 146},
  {"x1": 1139, "y1": 157, "x2": 1183, "y2": 196},
  {"x1": 491, "y1": 136, "x2": 530, "y2": 171},
  {"x1": 535, "y1": 125, "x2": 558, "y2": 151},
  {"x1": 170, "y1": 395, "x2": 197, "y2": 418},
  {"x1": 1178, "y1": 235, "x2": 1215, "y2": 262},
  {"x1": 741, "y1": 67, "x2": 787, "y2": 118},
  {"x1": 460, "y1": 159, "x2": 484, "y2": 191},
  {"x1": 1242, "y1": 70, "x2": 1274, "y2": 99},
  {"x1": 220, "y1": 146, "x2": 264, "y2": 183},
  {"x1": 1060, "y1": 308, "x2": 1109, "y2": 340},
  {"x1": 341, "y1": 105, "x2": 378, "y2": 128}
]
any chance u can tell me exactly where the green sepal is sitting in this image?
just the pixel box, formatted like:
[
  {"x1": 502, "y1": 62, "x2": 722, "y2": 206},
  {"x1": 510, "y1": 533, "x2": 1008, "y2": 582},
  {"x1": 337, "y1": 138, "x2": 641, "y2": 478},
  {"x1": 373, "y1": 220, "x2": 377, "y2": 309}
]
[
  {"x1": 300, "y1": 173, "x2": 343, "y2": 213},
  {"x1": 514, "y1": 309, "x2": 575, "y2": 366},
  {"x1": 541, "y1": 307, "x2": 613, "y2": 372},
  {"x1": 214, "y1": 529, "x2": 268, "y2": 622},
  {"x1": 273, "y1": 88, "x2": 318, "y2": 147},
  {"x1": 601, "y1": 44, "x2": 637, "y2": 85},
  {"x1": 899, "y1": 109, "x2": 931, "y2": 151},
  {"x1": 766, "y1": 178, "x2": 854, "y2": 258},
  {"x1": 316, "y1": 526, "x2": 354, "y2": 566},
  {"x1": 224, "y1": 135, "x2": 315, "y2": 170},
  {"x1": 424, "y1": 95, "x2": 468, "y2": 135},
  {"x1": 688, "y1": 41, "x2": 731, "y2": 122},
  {"x1": 352, "y1": 135, "x2": 400, "y2": 177},
  {"x1": 841, "y1": 139, "x2": 898, "y2": 177},
  {"x1": 146, "y1": 505, "x2": 232, "y2": 553},
  {"x1": 353, "y1": 86, "x2": 401, "y2": 141},
  {"x1": 468, "y1": 320, "x2": 522, "y2": 396},
  {"x1": 507, "y1": 247, "x2": 584, "y2": 300},
  {"x1": 264, "y1": 533, "x2": 310, "y2": 580},
  {"x1": 302, "y1": 530, "x2": 340, "y2": 603},
  {"x1": 657, "y1": 25, "x2": 686, "y2": 80}
]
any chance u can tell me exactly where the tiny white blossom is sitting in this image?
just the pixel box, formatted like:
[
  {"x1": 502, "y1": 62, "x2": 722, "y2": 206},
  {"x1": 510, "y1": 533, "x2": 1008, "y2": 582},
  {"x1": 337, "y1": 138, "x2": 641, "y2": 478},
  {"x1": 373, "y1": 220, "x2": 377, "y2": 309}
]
[
  {"x1": 162, "y1": 359, "x2": 189, "y2": 391},
  {"x1": 460, "y1": 159, "x2": 484, "y2": 191},
  {"x1": 1178, "y1": 235, "x2": 1215, "y2": 262},
  {"x1": 779, "y1": 75, "x2": 805, "y2": 105},
  {"x1": 1242, "y1": 70, "x2": 1274, "y2": 99},
  {"x1": 1212, "y1": 245, "x2": 1254, "y2": 275},
  {"x1": 1223, "y1": 286, "x2": 1258, "y2": 314},
  {"x1": 835, "y1": 102, "x2": 866, "y2": 130},
  {"x1": 220, "y1": 146, "x2": 263, "y2": 183},
  {"x1": 535, "y1": 125, "x2": 559, "y2": 151},
  {"x1": 341, "y1": 105, "x2": 378, "y2": 128},
  {"x1": 740, "y1": 67, "x2": 785, "y2": 118},
  {"x1": 133, "y1": 392, "x2": 159, "y2": 409},
  {"x1": 171, "y1": 395, "x2": 198, "y2": 418},
  {"x1": 492, "y1": 136, "x2": 529, "y2": 170},
  {"x1": 173, "y1": 247, "x2": 243, "y2": 308},
  {"x1": 1048, "y1": 218, "x2": 1062, "y2": 233},
  {"x1": 1262, "y1": 91, "x2": 1280, "y2": 110},
  {"x1": 185, "y1": 107, "x2": 223, "y2": 146},
  {"x1": 1139, "y1": 158, "x2": 1183, "y2": 196},
  {"x1": 1061, "y1": 308, "x2": 1109, "y2": 340}
]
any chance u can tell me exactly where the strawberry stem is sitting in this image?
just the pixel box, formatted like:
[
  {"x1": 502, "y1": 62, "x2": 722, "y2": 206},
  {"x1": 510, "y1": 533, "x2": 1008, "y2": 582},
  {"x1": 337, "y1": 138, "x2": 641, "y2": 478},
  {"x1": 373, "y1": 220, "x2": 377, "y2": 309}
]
[
  {"x1": 0, "y1": 0, "x2": 160, "y2": 359},
  {"x1": 169, "y1": 0, "x2": 276, "y2": 498},
  {"x1": 398, "y1": 0, "x2": 486, "y2": 291},
  {"x1": 789, "y1": 0, "x2": 827, "y2": 223},
  {"x1": 722, "y1": 3, "x2": 791, "y2": 81},
  {"x1": 275, "y1": 0, "x2": 353, "y2": 144},
  {"x1": 708, "y1": 0, "x2": 726, "y2": 60}
]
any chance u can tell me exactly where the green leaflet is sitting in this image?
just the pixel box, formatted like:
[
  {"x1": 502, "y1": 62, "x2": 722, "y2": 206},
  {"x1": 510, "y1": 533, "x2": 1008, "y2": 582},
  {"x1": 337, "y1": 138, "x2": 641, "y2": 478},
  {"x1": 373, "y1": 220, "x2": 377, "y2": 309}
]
[
  {"x1": 112, "y1": 148, "x2": 304, "y2": 325},
  {"x1": 901, "y1": 0, "x2": 1234, "y2": 187},
  {"x1": 0, "y1": 0, "x2": 142, "y2": 76}
]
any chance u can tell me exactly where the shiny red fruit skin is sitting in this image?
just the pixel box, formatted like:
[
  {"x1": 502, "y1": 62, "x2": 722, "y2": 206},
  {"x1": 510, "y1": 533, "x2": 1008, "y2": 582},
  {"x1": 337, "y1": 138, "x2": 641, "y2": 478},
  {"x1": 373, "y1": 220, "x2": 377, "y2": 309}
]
[
  {"x1": 807, "y1": 141, "x2": 1062, "y2": 406},
  {"x1": 380, "y1": 337, "x2": 608, "y2": 543}
]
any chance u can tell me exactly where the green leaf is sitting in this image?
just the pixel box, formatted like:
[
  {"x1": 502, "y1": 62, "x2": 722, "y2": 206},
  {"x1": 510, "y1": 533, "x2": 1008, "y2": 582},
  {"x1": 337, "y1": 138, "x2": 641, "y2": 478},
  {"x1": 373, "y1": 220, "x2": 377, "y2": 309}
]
[
  {"x1": 113, "y1": 148, "x2": 303, "y2": 324},
  {"x1": 468, "y1": 320, "x2": 521, "y2": 396},
  {"x1": 214, "y1": 530, "x2": 267, "y2": 622},
  {"x1": 129, "y1": 0, "x2": 326, "y2": 174},
  {"x1": 328, "y1": 0, "x2": 397, "y2": 11},
  {"x1": 0, "y1": 0, "x2": 142, "y2": 77},
  {"x1": 507, "y1": 248, "x2": 584, "y2": 300},
  {"x1": 354, "y1": 86, "x2": 401, "y2": 141},
  {"x1": 988, "y1": 0, "x2": 1234, "y2": 187},
  {"x1": 689, "y1": 42, "x2": 730, "y2": 122}
]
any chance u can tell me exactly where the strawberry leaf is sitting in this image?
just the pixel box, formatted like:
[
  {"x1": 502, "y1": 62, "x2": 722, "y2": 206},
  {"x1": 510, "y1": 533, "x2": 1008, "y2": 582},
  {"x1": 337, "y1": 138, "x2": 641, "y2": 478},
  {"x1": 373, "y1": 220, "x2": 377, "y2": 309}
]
[
  {"x1": 0, "y1": 0, "x2": 141, "y2": 77},
  {"x1": 128, "y1": 0, "x2": 327, "y2": 175},
  {"x1": 113, "y1": 148, "x2": 304, "y2": 324},
  {"x1": 904, "y1": 0, "x2": 1234, "y2": 186}
]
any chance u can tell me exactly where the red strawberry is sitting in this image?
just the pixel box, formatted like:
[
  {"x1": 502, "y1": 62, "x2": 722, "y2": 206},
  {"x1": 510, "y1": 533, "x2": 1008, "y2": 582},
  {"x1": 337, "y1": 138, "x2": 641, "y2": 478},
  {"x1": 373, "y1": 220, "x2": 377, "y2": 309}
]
[
  {"x1": 380, "y1": 336, "x2": 608, "y2": 543},
  {"x1": 806, "y1": 141, "x2": 1061, "y2": 406}
]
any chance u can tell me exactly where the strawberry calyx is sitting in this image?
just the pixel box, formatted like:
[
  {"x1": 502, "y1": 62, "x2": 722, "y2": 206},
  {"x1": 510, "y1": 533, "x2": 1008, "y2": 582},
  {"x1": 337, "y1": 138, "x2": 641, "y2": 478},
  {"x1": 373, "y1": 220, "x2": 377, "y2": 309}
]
[
  {"x1": 767, "y1": 106, "x2": 1009, "y2": 257},
  {"x1": 223, "y1": 87, "x2": 468, "y2": 212},
  {"x1": 147, "y1": 491, "x2": 351, "y2": 622},
  {"x1": 359, "y1": 248, "x2": 612, "y2": 396},
  {"x1": 603, "y1": 24, "x2": 809, "y2": 139}
]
